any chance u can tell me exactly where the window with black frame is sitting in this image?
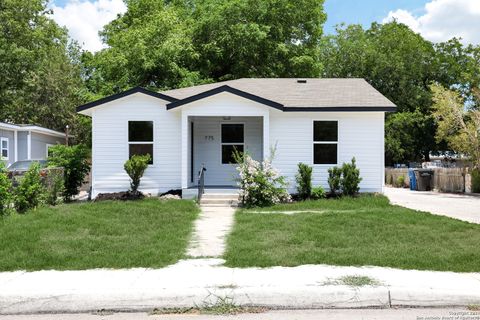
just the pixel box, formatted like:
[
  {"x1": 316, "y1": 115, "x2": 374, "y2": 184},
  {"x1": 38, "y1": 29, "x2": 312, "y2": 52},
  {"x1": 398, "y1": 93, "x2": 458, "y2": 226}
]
[
  {"x1": 128, "y1": 121, "x2": 154, "y2": 164},
  {"x1": 313, "y1": 121, "x2": 338, "y2": 165},
  {"x1": 221, "y1": 123, "x2": 244, "y2": 164}
]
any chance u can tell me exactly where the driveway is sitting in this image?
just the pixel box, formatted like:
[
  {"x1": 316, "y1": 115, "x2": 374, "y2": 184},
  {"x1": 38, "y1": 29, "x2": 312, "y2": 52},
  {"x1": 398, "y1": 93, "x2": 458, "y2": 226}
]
[{"x1": 384, "y1": 187, "x2": 480, "y2": 224}]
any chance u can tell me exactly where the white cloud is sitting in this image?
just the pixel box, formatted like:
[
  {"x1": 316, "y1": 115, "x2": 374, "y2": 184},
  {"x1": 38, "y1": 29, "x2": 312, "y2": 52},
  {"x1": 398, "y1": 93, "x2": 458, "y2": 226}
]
[
  {"x1": 50, "y1": 0, "x2": 127, "y2": 52},
  {"x1": 382, "y1": 0, "x2": 480, "y2": 45}
]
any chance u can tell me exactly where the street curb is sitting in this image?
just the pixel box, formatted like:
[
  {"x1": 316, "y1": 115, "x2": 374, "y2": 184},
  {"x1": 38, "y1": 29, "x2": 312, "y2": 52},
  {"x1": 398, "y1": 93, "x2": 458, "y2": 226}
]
[{"x1": 2, "y1": 287, "x2": 480, "y2": 314}]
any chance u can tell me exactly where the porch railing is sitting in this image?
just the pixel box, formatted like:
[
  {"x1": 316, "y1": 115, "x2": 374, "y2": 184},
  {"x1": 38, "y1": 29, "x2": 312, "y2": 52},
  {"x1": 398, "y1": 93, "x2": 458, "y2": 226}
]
[{"x1": 198, "y1": 164, "x2": 207, "y2": 202}]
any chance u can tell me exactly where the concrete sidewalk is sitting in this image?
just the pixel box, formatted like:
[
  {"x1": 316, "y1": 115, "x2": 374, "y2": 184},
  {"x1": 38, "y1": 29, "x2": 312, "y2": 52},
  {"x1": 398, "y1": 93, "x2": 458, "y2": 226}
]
[
  {"x1": 1, "y1": 259, "x2": 479, "y2": 314},
  {"x1": 385, "y1": 187, "x2": 480, "y2": 224}
]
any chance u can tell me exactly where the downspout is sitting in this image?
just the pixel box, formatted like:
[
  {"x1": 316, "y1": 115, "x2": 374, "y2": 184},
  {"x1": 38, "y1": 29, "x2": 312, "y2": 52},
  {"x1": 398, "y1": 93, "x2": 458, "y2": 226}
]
[
  {"x1": 27, "y1": 131, "x2": 31, "y2": 160},
  {"x1": 14, "y1": 130, "x2": 18, "y2": 162}
]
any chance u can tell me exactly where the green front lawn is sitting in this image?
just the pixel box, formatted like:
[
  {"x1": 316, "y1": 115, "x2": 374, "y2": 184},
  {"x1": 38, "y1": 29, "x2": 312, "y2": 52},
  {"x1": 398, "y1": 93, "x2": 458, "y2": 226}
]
[
  {"x1": 224, "y1": 195, "x2": 480, "y2": 272},
  {"x1": 0, "y1": 199, "x2": 199, "y2": 271}
]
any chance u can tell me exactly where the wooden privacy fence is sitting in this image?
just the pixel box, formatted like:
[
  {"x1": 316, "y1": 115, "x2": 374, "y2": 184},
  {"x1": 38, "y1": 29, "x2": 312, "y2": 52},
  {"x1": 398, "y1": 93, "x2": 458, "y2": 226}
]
[
  {"x1": 431, "y1": 168, "x2": 465, "y2": 193},
  {"x1": 385, "y1": 167, "x2": 466, "y2": 193},
  {"x1": 385, "y1": 168, "x2": 410, "y2": 188}
]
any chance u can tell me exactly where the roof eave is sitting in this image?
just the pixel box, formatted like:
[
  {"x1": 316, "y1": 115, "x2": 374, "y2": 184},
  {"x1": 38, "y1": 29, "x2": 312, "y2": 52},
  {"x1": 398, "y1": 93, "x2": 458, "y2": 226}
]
[{"x1": 283, "y1": 106, "x2": 397, "y2": 112}]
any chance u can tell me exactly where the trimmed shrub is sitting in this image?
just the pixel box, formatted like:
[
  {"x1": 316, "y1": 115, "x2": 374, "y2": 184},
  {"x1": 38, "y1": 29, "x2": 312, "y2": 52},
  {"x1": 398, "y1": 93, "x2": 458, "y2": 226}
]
[
  {"x1": 311, "y1": 186, "x2": 326, "y2": 199},
  {"x1": 341, "y1": 157, "x2": 362, "y2": 196},
  {"x1": 124, "y1": 154, "x2": 151, "y2": 194},
  {"x1": 295, "y1": 163, "x2": 313, "y2": 200},
  {"x1": 13, "y1": 162, "x2": 45, "y2": 213},
  {"x1": 328, "y1": 167, "x2": 342, "y2": 195},
  {"x1": 0, "y1": 162, "x2": 13, "y2": 216},
  {"x1": 48, "y1": 144, "x2": 90, "y2": 201},
  {"x1": 235, "y1": 152, "x2": 290, "y2": 208},
  {"x1": 472, "y1": 168, "x2": 480, "y2": 193},
  {"x1": 395, "y1": 175, "x2": 406, "y2": 188},
  {"x1": 44, "y1": 168, "x2": 65, "y2": 206}
]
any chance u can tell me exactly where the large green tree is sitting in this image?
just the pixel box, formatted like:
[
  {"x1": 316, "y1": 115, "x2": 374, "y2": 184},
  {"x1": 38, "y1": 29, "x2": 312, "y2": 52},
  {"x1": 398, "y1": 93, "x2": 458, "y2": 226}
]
[
  {"x1": 0, "y1": 0, "x2": 86, "y2": 139},
  {"x1": 83, "y1": 0, "x2": 326, "y2": 96},
  {"x1": 320, "y1": 22, "x2": 479, "y2": 164},
  {"x1": 86, "y1": 0, "x2": 201, "y2": 96},
  {"x1": 192, "y1": 0, "x2": 325, "y2": 80},
  {"x1": 321, "y1": 22, "x2": 437, "y2": 114}
]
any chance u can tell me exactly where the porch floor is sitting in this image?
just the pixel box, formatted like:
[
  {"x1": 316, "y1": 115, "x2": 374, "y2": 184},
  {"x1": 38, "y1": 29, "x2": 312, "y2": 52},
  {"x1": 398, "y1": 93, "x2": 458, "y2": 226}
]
[{"x1": 188, "y1": 186, "x2": 240, "y2": 194}]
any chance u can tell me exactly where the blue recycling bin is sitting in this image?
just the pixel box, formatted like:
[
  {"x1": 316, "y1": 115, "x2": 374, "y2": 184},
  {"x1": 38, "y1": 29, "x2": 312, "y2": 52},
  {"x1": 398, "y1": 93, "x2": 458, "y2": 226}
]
[{"x1": 408, "y1": 169, "x2": 417, "y2": 190}]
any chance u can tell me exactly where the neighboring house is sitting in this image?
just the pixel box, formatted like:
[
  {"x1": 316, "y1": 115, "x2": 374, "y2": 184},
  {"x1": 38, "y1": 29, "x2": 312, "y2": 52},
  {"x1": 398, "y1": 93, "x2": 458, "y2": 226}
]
[
  {"x1": 0, "y1": 122, "x2": 66, "y2": 167},
  {"x1": 77, "y1": 78, "x2": 396, "y2": 198}
]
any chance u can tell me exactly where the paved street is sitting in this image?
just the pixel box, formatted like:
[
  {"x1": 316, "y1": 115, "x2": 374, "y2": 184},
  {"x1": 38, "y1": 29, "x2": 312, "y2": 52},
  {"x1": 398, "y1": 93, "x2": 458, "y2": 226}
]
[
  {"x1": 384, "y1": 187, "x2": 480, "y2": 223},
  {"x1": 1, "y1": 308, "x2": 479, "y2": 320}
]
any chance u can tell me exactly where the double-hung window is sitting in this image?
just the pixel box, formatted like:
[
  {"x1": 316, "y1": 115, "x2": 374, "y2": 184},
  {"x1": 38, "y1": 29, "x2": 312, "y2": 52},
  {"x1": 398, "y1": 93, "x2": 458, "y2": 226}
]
[
  {"x1": 1, "y1": 137, "x2": 8, "y2": 161},
  {"x1": 221, "y1": 124, "x2": 244, "y2": 164},
  {"x1": 313, "y1": 121, "x2": 338, "y2": 165},
  {"x1": 128, "y1": 121, "x2": 154, "y2": 164}
]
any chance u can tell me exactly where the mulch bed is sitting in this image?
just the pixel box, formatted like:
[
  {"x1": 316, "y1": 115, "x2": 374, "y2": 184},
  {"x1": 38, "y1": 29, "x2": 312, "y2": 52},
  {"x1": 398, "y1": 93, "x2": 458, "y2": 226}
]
[{"x1": 95, "y1": 191, "x2": 145, "y2": 201}]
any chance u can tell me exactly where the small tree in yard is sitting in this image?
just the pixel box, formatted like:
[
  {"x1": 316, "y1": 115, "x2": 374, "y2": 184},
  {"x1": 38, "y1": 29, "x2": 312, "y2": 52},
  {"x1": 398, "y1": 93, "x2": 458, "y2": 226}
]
[
  {"x1": 124, "y1": 154, "x2": 151, "y2": 195},
  {"x1": 48, "y1": 144, "x2": 90, "y2": 202},
  {"x1": 0, "y1": 162, "x2": 13, "y2": 216},
  {"x1": 295, "y1": 163, "x2": 313, "y2": 200},
  {"x1": 431, "y1": 84, "x2": 480, "y2": 191},
  {"x1": 13, "y1": 163, "x2": 45, "y2": 213}
]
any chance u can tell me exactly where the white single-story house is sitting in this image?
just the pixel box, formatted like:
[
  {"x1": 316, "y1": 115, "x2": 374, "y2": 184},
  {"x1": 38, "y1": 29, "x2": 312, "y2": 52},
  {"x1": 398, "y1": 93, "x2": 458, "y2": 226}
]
[
  {"x1": 0, "y1": 122, "x2": 66, "y2": 167},
  {"x1": 77, "y1": 78, "x2": 396, "y2": 198}
]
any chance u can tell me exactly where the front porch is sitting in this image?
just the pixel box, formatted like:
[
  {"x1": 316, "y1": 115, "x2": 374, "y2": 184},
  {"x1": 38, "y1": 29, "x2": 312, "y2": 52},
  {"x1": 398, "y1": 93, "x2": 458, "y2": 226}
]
[
  {"x1": 182, "y1": 114, "x2": 269, "y2": 198},
  {"x1": 183, "y1": 186, "x2": 240, "y2": 199}
]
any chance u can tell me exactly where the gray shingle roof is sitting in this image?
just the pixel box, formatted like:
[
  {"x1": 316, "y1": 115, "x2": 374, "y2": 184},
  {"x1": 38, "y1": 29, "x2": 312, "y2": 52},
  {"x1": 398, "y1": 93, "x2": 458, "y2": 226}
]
[{"x1": 161, "y1": 78, "x2": 396, "y2": 110}]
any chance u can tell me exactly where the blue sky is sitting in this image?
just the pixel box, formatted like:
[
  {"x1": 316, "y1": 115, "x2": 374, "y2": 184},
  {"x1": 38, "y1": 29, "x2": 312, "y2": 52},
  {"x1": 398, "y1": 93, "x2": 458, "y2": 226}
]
[
  {"x1": 50, "y1": 0, "x2": 480, "y2": 52},
  {"x1": 323, "y1": 0, "x2": 429, "y2": 33}
]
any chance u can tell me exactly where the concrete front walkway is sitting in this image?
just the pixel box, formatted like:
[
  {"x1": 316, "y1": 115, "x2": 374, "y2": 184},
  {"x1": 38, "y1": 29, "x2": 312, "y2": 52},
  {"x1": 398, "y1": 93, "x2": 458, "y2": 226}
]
[
  {"x1": 384, "y1": 187, "x2": 480, "y2": 224},
  {"x1": 187, "y1": 206, "x2": 235, "y2": 258},
  {"x1": 1, "y1": 259, "x2": 479, "y2": 314}
]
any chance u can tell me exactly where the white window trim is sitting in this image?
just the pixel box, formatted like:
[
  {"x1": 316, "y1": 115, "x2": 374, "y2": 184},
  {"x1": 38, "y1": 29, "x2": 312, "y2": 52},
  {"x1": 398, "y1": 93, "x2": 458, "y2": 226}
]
[
  {"x1": 46, "y1": 143, "x2": 54, "y2": 158},
  {"x1": 127, "y1": 120, "x2": 155, "y2": 166},
  {"x1": 312, "y1": 120, "x2": 339, "y2": 166},
  {"x1": 220, "y1": 122, "x2": 245, "y2": 165},
  {"x1": 1, "y1": 137, "x2": 8, "y2": 161}
]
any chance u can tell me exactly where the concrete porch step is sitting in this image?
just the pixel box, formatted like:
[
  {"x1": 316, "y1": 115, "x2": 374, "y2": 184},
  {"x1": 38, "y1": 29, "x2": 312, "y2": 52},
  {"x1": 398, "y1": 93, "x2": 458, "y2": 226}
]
[
  {"x1": 200, "y1": 198, "x2": 239, "y2": 206},
  {"x1": 201, "y1": 194, "x2": 239, "y2": 200}
]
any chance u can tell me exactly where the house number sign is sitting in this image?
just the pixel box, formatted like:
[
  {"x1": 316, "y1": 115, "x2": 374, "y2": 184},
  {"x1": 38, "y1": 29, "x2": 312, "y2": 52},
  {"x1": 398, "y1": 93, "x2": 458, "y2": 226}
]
[{"x1": 204, "y1": 135, "x2": 214, "y2": 141}]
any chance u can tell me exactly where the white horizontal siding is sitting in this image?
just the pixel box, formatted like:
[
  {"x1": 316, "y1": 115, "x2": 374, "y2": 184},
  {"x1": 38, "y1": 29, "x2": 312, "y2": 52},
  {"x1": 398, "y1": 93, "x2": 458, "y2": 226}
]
[
  {"x1": 90, "y1": 91, "x2": 385, "y2": 196},
  {"x1": 270, "y1": 111, "x2": 384, "y2": 193},
  {"x1": 91, "y1": 93, "x2": 181, "y2": 197}
]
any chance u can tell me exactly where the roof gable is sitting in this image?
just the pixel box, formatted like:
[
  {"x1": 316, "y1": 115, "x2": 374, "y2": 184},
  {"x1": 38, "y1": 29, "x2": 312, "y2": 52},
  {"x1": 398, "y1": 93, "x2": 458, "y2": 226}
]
[
  {"x1": 166, "y1": 85, "x2": 284, "y2": 110},
  {"x1": 76, "y1": 87, "x2": 177, "y2": 114}
]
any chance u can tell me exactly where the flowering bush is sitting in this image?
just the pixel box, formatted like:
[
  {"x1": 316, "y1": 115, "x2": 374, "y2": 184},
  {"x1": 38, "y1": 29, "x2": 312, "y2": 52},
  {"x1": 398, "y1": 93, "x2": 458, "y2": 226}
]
[{"x1": 235, "y1": 152, "x2": 290, "y2": 208}]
